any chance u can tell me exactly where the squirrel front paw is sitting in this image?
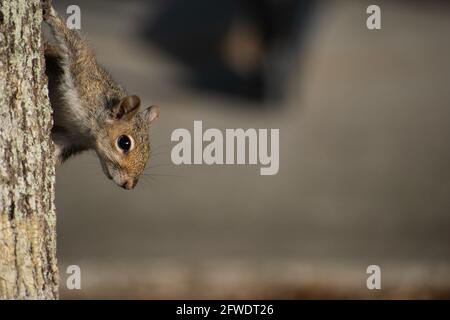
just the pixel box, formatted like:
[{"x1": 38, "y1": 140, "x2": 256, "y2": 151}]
[{"x1": 41, "y1": 0, "x2": 54, "y2": 22}]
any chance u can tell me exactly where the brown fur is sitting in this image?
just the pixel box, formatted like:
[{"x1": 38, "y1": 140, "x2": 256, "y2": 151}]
[{"x1": 43, "y1": 4, "x2": 159, "y2": 189}]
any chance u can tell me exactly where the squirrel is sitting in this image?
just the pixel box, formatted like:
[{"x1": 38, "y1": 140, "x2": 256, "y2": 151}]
[{"x1": 42, "y1": 3, "x2": 160, "y2": 190}]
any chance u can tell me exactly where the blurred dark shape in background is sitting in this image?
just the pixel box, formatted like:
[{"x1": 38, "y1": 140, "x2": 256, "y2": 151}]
[{"x1": 143, "y1": 0, "x2": 314, "y2": 103}]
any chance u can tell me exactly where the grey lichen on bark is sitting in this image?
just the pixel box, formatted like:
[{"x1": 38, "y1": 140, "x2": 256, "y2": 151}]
[{"x1": 0, "y1": 0, "x2": 58, "y2": 299}]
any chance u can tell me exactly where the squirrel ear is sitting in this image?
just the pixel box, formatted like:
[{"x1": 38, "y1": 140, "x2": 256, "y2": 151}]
[
  {"x1": 144, "y1": 105, "x2": 160, "y2": 125},
  {"x1": 111, "y1": 95, "x2": 141, "y2": 120}
]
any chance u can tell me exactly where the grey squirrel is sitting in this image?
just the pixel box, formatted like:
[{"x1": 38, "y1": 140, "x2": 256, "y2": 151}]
[{"x1": 43, "y1": 3, "x2": 160, "y2": 190}]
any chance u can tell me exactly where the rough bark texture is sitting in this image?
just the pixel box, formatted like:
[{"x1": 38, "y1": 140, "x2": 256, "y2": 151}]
[{"x1": 0, "y1": 0, "x2": 58, "y2": 299}]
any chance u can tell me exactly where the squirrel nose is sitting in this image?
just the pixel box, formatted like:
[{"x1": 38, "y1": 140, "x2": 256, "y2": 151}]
[{"x1": 120, "y1": 178, "x2": 138, "y2": 190}]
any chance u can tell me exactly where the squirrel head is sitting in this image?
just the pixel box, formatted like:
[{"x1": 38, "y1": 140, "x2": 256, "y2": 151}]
[{"x1": 95, "y1": 95, "x2": 160, "y2": 190}]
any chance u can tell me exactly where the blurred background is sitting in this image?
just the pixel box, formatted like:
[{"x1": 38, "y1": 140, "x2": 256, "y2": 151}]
[{"x1": 53, "y1": 0, "x2": 450, "y2": 298}]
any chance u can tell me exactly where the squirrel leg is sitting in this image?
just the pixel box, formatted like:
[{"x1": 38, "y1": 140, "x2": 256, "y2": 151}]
[
  {"x1": 54, "y1": 144, "x2": 63, "y2": 166},
  {"x1": 41, "y1": 0, "x2": 53, "y2": 22},
  {"x1": 42, "y1": 1, "x2": 89, "y2": 67}
]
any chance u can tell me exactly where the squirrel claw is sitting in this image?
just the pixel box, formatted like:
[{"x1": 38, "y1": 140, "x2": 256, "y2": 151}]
[{"x1": 41, "y1": 0, "x2": 53, "y2": 21}]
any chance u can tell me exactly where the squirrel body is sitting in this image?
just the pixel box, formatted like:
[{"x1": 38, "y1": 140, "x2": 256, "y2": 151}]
[{"x1": 43, "y1": 5, "x2": 159, "y2": 189}]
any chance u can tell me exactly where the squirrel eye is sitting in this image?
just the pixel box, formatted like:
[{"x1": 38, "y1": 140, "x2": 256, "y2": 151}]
[{"x1": 117, "y1": 135, "x2": 132, "y2": 152}]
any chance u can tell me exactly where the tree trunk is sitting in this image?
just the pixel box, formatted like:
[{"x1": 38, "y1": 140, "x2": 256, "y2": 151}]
[{"x1": 0, "y1": 0, "x2": 58, "y2": 299}]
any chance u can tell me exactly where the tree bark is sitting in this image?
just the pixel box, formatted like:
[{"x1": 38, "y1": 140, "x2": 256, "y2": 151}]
[{"x1": 0, "y1": 0, "x2": 58, "y2": 299}]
